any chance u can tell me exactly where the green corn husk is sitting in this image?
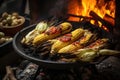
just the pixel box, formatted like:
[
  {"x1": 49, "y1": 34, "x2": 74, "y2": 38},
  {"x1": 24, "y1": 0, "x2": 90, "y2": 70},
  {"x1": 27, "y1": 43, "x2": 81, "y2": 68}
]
[
  {"x1": 21, "y1": 22, "x2": 48, "y2": 45},
  {"x1": 75, "y1": 48, "x2": 99, "y2": 62},
  {"x1": 99, "y1": 49, "x2": 120, "y2": 55}
]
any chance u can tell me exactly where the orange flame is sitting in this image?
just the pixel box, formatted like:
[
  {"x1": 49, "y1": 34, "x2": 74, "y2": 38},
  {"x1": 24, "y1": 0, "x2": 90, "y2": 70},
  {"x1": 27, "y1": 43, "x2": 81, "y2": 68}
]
[{"x1": 68, "y1": 0, "x2": 115, "y2": 21}]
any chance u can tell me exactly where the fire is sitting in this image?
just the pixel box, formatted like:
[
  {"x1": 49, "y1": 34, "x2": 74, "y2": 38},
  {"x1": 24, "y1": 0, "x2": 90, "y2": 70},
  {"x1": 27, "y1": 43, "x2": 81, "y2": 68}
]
[
  {"x1": 68, "y1": 0, "x2": 115, "y2": 22},
  {"x1": 81, "y1": 0, "x2": 97, "y2": 17}
]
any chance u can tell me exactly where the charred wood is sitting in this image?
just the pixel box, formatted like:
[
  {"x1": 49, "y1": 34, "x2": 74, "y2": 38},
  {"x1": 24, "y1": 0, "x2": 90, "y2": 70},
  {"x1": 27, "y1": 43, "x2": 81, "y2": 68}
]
[
  {"x1": 89, "y1": 11, "x2": 114, "y2": 32},
  {"x1": 103, "y1": 14, "x2": 115, "y2": 26},
  {"x1": 68, "y1": 14, "x2": 94, "y2": 21}
]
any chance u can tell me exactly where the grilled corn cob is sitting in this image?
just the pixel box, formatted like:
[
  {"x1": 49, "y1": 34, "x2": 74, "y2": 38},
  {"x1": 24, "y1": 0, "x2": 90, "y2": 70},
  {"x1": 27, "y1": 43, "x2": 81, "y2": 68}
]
[
  {"x1": 33, "y1": 22, "x2": 72, "y2": 46},
  {"x1": 74, "y1": 48, "x2": 98, "y2": 62},
  {"x1": 58, "y1": 30, "x2": 97, "y2": 54},
  {"x1": 72, "y1": 38, "x2": 109, "y2": 62},
  {"x1": 86, "y1": 38, "x2": 108, "y2": 49},
  {"x1": 21, "y1": 21, "x2": 48, "y2": 45},
  {"x1": 74, "y1": 48, "x2": 120, "y2": 62},
  {"x1": 50, "y1": 28, "x2": 85, "y2": 54}
]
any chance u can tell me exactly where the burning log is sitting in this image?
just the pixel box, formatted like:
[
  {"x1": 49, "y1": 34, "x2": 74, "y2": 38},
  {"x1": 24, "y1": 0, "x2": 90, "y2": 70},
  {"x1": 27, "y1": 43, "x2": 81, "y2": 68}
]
[
  {"x1": 68, "y1": 14, "x2": 93, "y2": 20},
  {"x1": 89, "y1": 11, "x2": 114, "y2": 32},
  {"x1": 67, "y1": 14, "x2": 93, "y2": 22},
  {"x1": 103, "y1": 14, "x2": 115, "y2": 26}
]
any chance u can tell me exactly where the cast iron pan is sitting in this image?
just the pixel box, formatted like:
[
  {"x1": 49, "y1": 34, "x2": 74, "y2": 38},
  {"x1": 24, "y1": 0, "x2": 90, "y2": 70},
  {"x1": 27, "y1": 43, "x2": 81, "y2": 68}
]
[{"x1": 13, "y1": 23, "x2": 107, "y2": 69}]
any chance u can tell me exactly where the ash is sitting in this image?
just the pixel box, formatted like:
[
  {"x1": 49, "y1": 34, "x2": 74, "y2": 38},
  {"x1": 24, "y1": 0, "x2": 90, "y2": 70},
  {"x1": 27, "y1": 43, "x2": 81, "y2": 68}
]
[{"x1": 2, "y1": 56, "x2": 120, "y2": 80}]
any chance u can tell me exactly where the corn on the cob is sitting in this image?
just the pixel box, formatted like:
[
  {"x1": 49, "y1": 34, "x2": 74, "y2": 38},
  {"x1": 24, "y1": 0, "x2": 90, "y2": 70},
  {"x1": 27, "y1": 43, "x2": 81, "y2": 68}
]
[
  {"x1": 32, "y1": 22, "x2": 72, "y2": 46},
  {"x1": 71, "y1": 38, "x2": 109, "y2": 62},
  {"x1": 74, "y1": 48, "x2": 120, "y2": 62},
  {"x1": 74, "y1": 48, "x2": 98, "y2": 62},
  {"x1": 21, "y1": 21, "x2": 48, "y2": 45},
  {"x1": 86, "y1": 38, "x2": 108, "y2": 49},
  {"x1": 58, "y1": 30, "x2": 97, "y2": 54},
  {"x1": 50, "y1": 28, "x2": 85, "y2": 54}
]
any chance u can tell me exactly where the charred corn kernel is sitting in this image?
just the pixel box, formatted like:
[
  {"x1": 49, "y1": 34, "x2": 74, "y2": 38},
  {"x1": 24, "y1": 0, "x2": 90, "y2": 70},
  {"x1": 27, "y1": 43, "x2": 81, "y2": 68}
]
[
  {"x1": 51, "y1": 28, "x2": 85, "y2": 54},
  {"x1": 86, "y1": 38, "x2": 108, "y2": 49},
  {"x1": 58, "y1": 44, "x2": 83, "y2": 54},
  {"x1": 58, "y1": 31, "x2": 95, "y2": 54},
  {"x1": 60, "y1": 22, "x2": 72, "y2": 34},
  {"x1": 33, "y1": 22, "x2": 72, "y2": 46},
  {"x1": 79, "y1": 30, "x2": 93, "y2": 45}
]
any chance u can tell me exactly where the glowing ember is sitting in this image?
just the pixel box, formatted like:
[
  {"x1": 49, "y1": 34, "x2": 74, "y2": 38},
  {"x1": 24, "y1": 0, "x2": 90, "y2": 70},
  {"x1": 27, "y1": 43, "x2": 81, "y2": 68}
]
[
  {"x1": 102, "y1": 26, "x2": 109, "y2": 32},
  {"x1": 68, "y1": 16, "x2": 80, "y2": 22}
]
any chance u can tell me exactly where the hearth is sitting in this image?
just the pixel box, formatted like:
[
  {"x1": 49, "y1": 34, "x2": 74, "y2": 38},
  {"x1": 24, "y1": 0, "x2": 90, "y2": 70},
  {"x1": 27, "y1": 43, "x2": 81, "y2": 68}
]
[{"x1": 2, "y1": 0, "x2": 120, "y2": 80}]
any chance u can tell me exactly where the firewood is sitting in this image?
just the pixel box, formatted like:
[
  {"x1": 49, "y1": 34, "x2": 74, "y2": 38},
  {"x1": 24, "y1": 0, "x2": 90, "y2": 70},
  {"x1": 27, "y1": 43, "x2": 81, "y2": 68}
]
[
  {"x1": 89, "y1": 11, "x2": 114, "y2": 32},
  {"x1": 103, "y1": 14, "x2": 115, "y2": 26},
  {"x1": 67, "y1": 14, "x2": 93, "y2": 21}
]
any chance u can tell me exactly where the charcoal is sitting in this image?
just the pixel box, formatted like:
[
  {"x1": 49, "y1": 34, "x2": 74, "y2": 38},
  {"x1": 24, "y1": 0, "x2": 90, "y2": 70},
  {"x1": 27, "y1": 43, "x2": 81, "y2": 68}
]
[
  {"x1": 96, "y1": 56, "x2": 120, "y2": 80},
  {"x1": 5, "y1": 58, "x2": 120, "y2": 80},
  {"x1": 19, "y1": 60, "x2": 31, "y2": 69},
  {"x1": 16, "y1": 62, "x2": 39, "y2": 80},
  {"x1": 36, "y1": 69, "x2": 78, "y2": 80}
]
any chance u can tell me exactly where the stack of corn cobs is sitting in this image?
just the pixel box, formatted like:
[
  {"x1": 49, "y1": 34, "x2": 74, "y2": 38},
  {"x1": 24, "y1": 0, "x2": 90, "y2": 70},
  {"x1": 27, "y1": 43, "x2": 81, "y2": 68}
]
[{"x1": 21, "y1": 21, "x2": 120, "y2": 62}]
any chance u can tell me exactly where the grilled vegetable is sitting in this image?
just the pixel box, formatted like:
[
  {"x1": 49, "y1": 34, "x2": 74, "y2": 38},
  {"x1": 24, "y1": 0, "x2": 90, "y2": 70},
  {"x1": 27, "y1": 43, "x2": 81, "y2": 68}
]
[
  {"x1": 21, "y1": 22, "x2": 48, "y2": 45},
  {"x1": 33, "y1": 22, "x2": 72, "y2": 46},
  {"x1": 72, "y1": 38, "x2": 109, "y2": 62},
  {"x1": 50, "y1": 28, "x2": 85, "y2": 54},
  {"x1": 74, "y1": 48, "x2": 120, "y2": 62},
  {"x1": 58, "y1": 30, "x2": 97, "y2": 54},
  {"x1": 86, "y1": 38, "x2": 108, "y2": 49},
  {"x1": 74, "y1": 48, "x2": 99, "y2": 62}
]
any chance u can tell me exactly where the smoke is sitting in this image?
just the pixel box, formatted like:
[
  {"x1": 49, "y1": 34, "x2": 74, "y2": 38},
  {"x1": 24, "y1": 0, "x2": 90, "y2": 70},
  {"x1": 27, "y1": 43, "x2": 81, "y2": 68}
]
[{"x1": 49, "y1": 0, "x2": 69, "y2": 19}]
